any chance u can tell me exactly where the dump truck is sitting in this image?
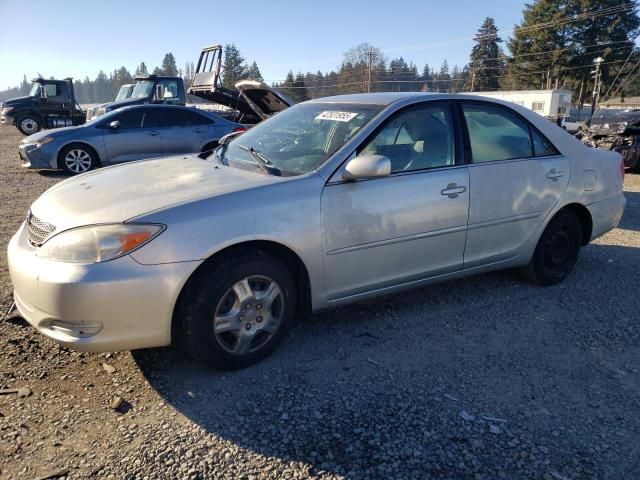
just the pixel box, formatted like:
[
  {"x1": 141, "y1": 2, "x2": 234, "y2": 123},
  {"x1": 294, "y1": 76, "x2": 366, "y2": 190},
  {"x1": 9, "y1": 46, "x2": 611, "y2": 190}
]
[{"x1": 189, "y1": 44, "x2": 293, "y2": 123}]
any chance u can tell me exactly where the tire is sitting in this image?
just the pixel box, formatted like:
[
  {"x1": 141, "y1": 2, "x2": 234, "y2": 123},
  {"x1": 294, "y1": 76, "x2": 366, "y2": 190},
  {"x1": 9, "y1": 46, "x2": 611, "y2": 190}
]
[
  {"x1": 175, "y1": 250, "x2": 297, "y2": 370},
  {"x1": 16, "y1": 115, "x2": 41, "y2": 136},
  {"x1": 520, "y1": 210, "x2": 582, "y2": 286},
  {"x1": 59, "y1": 144, "x2": 98, "y2": 175}
]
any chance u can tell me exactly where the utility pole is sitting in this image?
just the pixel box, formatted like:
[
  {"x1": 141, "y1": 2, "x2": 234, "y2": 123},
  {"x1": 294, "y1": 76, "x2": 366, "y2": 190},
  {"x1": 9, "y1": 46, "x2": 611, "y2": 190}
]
[
  {"x1": 590, "y1": 57, "x2": 604, "y2": 118},
  {"x1": 367, "y1": 50, "x2": 373, "y2": 93}
]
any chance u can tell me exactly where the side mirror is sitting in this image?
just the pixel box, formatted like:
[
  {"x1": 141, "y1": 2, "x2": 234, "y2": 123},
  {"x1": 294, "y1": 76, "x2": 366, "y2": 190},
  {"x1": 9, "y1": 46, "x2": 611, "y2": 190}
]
[
  {"x1": 342, "y1": 154, "x2": 391, "y2": 181},
  {"x1": 155, "y1": 84, "x2": 165, "y2": 101},
  {"x1": 109, "y1": 120, "x2": 120, "y2": 130}
]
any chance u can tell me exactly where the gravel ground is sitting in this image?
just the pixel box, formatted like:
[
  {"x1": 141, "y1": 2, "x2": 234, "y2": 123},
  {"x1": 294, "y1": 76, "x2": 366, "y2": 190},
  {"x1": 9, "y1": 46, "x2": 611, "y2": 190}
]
[{"x1": 0, "y1": 125, "x2": 639, "y2": 480}]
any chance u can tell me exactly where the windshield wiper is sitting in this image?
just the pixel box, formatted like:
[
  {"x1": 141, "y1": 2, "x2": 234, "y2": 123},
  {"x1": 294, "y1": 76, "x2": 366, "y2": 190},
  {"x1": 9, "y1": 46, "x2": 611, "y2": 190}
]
[{"x1": 237, "y1": 144, "x2": 281, "y2": 176}]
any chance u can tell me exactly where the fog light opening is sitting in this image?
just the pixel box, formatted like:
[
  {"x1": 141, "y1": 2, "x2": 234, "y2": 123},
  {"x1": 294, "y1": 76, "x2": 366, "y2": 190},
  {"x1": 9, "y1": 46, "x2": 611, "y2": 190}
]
[{"x1": 48, "y1": 320, "x2": 102, "y2": 338}]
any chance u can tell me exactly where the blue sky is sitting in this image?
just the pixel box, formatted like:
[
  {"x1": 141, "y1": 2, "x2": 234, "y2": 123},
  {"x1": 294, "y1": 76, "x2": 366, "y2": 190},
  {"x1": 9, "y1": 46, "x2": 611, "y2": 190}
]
[{"x1": 0, "y1": 0, "x2": 529, "y2": 90}]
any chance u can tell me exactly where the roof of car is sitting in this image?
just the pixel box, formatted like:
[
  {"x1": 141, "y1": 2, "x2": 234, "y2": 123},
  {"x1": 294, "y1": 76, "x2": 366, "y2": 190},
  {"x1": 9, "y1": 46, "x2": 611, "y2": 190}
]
[
  {"x1": 306, "y1": 92, "x2": 517, "y2": 106},
  {"x1": 307, "y1": 92, "x2": 441, "y2": 105}
]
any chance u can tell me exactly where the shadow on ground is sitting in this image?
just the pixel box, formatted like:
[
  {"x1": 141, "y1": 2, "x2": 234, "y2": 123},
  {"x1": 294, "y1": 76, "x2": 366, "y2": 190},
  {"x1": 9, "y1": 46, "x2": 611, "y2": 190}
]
[{"x1": 133, "y1": 241, "x2": 640, "y2": 479}]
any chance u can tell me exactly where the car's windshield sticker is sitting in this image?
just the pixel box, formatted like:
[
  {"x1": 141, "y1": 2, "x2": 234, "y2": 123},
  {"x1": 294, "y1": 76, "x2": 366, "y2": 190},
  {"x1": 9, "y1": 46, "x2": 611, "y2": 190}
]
[{"x1": 315, "y1": 111, "x2": 358, "y2": 122}]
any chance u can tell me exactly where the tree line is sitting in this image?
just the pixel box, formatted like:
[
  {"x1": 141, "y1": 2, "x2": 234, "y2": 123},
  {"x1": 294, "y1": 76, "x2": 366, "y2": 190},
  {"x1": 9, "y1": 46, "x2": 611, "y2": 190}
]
[{"x1": 1, "y1": 0, "x2": 639, "y2": 106}]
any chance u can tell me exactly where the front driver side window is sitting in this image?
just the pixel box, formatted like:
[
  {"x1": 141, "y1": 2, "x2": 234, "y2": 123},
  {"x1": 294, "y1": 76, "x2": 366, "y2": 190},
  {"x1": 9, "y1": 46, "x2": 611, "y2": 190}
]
[{"x1": 359, "y1": 104, "x2": 455, "y2": 173}]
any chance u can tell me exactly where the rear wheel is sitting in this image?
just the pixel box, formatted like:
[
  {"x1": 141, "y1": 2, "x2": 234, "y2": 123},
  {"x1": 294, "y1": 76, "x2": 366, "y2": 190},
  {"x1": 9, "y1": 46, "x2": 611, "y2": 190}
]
[
  {"x1": 16, "y1": 115, "x2": 41, "y2": 135},
  {"x1": 176, "y1": 251, "x2": 297, "y2": 370},
  {"x1": 520, "y1": 210, "x2": 582, "y2": 286},
  {"x1": 59, "y1": 144, "x2": 98, "y2": 175},
  {"x1": 198, "y1": 141, "x2": 219, "y2": 159}
]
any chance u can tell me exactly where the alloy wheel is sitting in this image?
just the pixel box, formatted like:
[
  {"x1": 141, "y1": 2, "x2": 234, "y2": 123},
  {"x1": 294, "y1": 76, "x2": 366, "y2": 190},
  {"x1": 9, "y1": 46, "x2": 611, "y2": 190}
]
[
  {"x1": 64, "y1": 149, "x2": 92, "y2": 174},
  {"x1": 213, "y1": 275, "x2": 284, "y2": 355}
]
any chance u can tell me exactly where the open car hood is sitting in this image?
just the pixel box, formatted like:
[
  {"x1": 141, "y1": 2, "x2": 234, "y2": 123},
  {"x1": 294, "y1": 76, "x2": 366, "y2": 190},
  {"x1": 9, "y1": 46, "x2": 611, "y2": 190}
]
[{"x1": 235, "y1": 80, "x2": 294, "y2": 120}]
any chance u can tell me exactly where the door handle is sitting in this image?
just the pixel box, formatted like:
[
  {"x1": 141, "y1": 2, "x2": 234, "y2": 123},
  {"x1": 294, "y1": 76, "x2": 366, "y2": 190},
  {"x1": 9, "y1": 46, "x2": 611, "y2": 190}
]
[
  {"x1": 546, "y1": 168, "x2": 564, "y2": 180},
  {"x1": 194, "y1": 129, "x2": 204, "y2": 133},
  {"x1": 146, "y1": 131, "x2": 160, "y2": 136},
  {"x1": 440, "y1": 183, "x2": 467, "y2": 199}
]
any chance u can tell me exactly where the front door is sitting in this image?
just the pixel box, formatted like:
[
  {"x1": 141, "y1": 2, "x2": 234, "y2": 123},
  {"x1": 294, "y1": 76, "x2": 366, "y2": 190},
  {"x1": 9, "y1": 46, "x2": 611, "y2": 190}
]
[
  {"x1": 459, "y1": 102, "x2": 570, "y2": 268},
  {"x1": 102, "y1": 108, "x2": 163, "y2": 164},
  {"x1": 321, "y1": 102, "x2": 469, "y2": 300}
]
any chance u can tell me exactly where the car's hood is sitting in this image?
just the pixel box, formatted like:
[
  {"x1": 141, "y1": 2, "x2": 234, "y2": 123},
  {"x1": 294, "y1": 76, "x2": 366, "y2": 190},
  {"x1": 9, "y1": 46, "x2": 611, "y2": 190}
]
[
  {"x1": 29, "y1": 155, "x2": 281, "y2": 231},
  {"x1": 589, "y1": 112, "x2": 640, "y2": 135},
  {"x1": 103, "y1": 98, "x2": 146, "y2": 111},
  {"x1": 235, "y1": 80, "x2": 294, "y2": 120},
  {"x1": 20, "y1": 125, "x2": 80, "y2": 144},
  {"x1": 2, "y1": 96, "x2": 37, "y2": 108}
]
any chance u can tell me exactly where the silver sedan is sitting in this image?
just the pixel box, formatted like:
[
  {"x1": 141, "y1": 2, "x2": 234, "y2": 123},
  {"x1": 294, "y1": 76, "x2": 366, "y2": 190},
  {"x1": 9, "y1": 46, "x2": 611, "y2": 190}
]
[
  {"x1": 18, "y1": 104, "x2": 244, "y2": 175},
  {"x1": 8, "y1": 93, "x2": 626, "y2": 370}
]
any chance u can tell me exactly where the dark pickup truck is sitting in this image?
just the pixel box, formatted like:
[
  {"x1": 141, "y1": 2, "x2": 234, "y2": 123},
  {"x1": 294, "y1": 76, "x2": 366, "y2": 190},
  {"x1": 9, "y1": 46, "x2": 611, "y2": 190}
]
[
  {"x1": 86, "y1": 75, "x2": 186, "y2": 121},
  {"x1": 1, "y1": 78, "x2": 86, "y2": 135}
]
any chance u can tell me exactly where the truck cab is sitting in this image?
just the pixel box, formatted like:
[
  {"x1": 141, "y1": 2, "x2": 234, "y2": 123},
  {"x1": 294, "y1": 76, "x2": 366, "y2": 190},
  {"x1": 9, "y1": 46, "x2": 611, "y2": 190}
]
[
  {"x1": 1, "y1": 78, "x2": 85, "y2": 135},
  {"x1": 86, "y1": 75, "x2": 186, "y2": 121}
]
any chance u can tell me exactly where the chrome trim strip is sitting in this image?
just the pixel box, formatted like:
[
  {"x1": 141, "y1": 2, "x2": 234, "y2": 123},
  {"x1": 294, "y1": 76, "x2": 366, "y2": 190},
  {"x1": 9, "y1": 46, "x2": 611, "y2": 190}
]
[{"x1": 467, "y1": 212, "x2": 541, "y2": 231}]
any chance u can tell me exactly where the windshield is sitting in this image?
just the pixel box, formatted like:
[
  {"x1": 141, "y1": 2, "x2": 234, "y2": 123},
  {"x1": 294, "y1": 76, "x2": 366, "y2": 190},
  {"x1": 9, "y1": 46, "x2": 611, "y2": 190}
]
[
  {"x1": 29, "y1": 83, "x2": 40, "y2": 97},
  {"x1": 218, "y1": 103, "x2": 383, "y2": 176},
  {"x1": 130, "y1": 80, "x2": 154, "y2": 99},
  {"x1": 116, "y1": 85, "x2": 133, "y2": 101}
]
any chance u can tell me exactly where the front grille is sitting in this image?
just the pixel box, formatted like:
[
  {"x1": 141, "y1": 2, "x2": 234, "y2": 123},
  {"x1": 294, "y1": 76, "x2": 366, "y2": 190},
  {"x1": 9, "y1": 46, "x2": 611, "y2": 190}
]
[{"x1": 26, "y1": 212, "x2": 56, "y2": 247}]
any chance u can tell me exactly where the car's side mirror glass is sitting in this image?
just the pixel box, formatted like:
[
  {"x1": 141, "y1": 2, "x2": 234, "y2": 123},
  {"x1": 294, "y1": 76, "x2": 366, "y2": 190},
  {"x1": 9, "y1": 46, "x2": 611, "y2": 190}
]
[
  {"x1": 342, "y1": 154, "x2": 391, "y2": 181},
  {"x1": 109, "y1": 120, "x2": 120, "y2": 130}
]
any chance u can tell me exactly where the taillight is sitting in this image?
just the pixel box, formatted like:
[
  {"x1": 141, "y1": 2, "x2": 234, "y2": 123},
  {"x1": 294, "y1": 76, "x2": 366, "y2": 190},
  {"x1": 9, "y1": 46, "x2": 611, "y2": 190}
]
[{"x1": 232, "y1": 127, "x2": 247, "y2": 133}]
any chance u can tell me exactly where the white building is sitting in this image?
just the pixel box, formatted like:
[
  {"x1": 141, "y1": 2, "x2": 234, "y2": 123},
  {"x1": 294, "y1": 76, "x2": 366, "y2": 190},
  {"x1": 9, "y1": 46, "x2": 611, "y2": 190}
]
[{"x1": 466, "y1": 89, "x2": 573, "y2": 118}]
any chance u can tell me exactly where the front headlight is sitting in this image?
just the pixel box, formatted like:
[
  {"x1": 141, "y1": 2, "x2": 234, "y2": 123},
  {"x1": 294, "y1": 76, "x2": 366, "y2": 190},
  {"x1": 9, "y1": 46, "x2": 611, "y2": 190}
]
[
  {"x1": 2, "y1": 106, "x2": 14, "y2": 114},
  {"x1": 36, "y1": 137, "x2": 55, "y2": 148},
  {"x1": 36, "y1": 223, "x2": 164, "y2": 263}
]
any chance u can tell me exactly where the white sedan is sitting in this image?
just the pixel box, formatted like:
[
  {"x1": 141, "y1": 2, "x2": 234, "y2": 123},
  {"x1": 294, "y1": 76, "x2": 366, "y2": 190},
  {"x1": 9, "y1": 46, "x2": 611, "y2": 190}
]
[{"x1": 8, "y1": 93, "x2": 626, "y2": 370}]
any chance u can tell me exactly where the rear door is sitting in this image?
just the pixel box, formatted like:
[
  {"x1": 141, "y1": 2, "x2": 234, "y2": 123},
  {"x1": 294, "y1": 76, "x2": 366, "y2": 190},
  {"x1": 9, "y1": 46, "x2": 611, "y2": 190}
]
[
  {"x1": 458, "y1": 101, "x2": 570, "y2": 268},
  {"x1": 102, "y1": 108, "x2": 163, "y2": 164},
  {"x1": 157, "y1": 108, "x2": 212, "y2": 155}
]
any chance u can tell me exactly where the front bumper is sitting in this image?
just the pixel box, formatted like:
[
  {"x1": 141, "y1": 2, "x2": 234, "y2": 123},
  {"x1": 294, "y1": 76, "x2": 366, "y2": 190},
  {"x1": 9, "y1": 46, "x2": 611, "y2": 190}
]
[
  {"x1": 8, "y1": 224, "x2": 198, "y2": 352},
  {"x1": 18, "y1": 142, "x2": 57, "y2": 169}
]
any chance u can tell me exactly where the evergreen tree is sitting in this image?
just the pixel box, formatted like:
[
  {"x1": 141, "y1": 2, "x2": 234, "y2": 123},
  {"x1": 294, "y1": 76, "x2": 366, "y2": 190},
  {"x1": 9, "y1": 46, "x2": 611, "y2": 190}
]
[
  {"x1": 438, "y1": 60, "x2": 451, "y2": 92},
  {"x1": 135, "y1": 62, "x2": 148, "y2": 76},
  {"x1": 222, "y1": 44, "x2": 247, "y2": 88},
  {"x1": 278, "y1": 71, "x2": 297, "y2": 99},
  {"x1": 293, "y1": 72, "x2": 308, "y2": 101},
  {"x1": 467, "y1": 17, "x2": 504, "y2": 91},
  {"x1": 246, "y1": 61, "x2": 264, "y2": 82},
  {"x1": 160, "y1": 53, "x2": 179, "y2": 76}
]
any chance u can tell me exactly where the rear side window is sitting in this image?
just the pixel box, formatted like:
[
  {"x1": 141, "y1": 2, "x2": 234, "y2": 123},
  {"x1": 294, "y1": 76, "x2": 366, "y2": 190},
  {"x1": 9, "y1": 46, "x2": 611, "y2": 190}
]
[
  {"x1": 462, "y1": 104, "x2": 532, "y2": 162},
  {"x1": 461, "y1": 103, "x2": 559, "y2": 162},
  {"x1": 531, "y1": 129, "x2": 558, "y2": 157},
  {"x1": 158, "y1": 108, "x2": 212, "y2": 127}
]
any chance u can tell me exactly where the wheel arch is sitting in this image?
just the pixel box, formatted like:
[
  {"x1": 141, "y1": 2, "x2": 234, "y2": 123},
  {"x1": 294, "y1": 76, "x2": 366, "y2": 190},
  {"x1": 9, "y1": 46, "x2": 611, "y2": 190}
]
[
  {"x1": 559, "y1": 203, "x2": 593, "y2": 245},
  {"x1": 56, "y1": 142, "x2": 102, "y2": 169},
  {"x1": 171, "y1": 239, "x2": 313, "y2": 341}
]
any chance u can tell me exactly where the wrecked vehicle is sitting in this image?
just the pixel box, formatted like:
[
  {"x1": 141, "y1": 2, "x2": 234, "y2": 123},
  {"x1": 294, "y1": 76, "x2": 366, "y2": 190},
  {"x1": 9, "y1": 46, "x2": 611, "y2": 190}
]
[
  {"x1": 582, "y1": 110, "x2": 640, "y2": 172},
  {"x1": 189, "y1": 44, "x2": 293, "y2": 124}
]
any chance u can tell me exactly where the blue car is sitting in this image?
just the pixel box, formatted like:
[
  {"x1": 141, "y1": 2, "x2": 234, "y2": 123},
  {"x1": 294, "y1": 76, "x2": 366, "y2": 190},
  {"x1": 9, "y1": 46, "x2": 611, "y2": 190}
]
[{"x1": 18, "y1": 104, "x2": 245, "y2": 175}]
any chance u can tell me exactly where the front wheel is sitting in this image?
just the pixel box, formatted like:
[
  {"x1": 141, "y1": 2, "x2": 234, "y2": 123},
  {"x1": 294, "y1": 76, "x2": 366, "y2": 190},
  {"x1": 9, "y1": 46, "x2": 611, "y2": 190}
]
[
  {"x1": 520, "y1": 210, "x2": 582, "y2": 286},
  {"x1": 176, "y1": 251, "x2": 297, "y2": 370},
  {"x1": 59, "y1": 144, "x2": 98, "y2": 175},
  {"x1": 16, "y1": 115, "x2": 41, "y2": 135}
]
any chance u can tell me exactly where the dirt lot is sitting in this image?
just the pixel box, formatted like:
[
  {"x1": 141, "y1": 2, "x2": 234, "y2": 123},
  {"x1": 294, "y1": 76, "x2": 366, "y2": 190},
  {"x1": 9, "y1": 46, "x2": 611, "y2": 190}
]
[{"x1": 0, "y1": 125, "x2": 639, "y2": 480}]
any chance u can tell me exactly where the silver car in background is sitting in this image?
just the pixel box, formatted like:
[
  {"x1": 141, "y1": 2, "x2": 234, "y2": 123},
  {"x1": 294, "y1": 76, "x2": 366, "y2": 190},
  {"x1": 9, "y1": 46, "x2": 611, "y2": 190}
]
[
  {"x1": 18, "y1": 104, "x2": 244, "y2": 175},
  {"x1": 8, "y1": 93, "x2": 626, "y2": 370}
]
